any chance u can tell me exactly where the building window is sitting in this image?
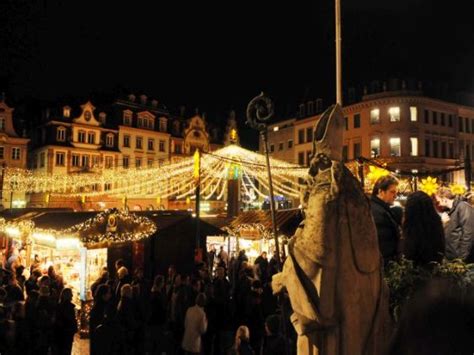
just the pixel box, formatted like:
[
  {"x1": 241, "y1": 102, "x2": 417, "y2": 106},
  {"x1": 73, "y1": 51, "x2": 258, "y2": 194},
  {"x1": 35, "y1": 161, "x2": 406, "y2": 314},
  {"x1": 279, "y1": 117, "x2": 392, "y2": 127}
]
[
  {"x1": 298, "y1": 152, "x2": 305, "y2": 165},
  {"x1": 136, "y1": 158, "x2": 142, "y2": 168},
  {"x1": 81, "y1": 155, "x2": 90, "y2": 167},
  {"x1": 175, "y1": 143, "x2": 182, "y2": 154},
  {"x1": 389, "y1": 137, "x2": 401, "y2": 156},
  {"x1": 148, "y1": 139, "x2": 154, "y2": 151},
  {"x1": 449, "y1": 115, "x2": 453, "y2": 127},
  {"x1": 342, "y1": 145, "x2": 348, "y2": 162},
  {"x1": 424, "y1": 110, "x2": 430, "y2": 124},
  {"x1": 409, "y1": 106, "x2": 417, "y2": 122},
  {"x1": 432, "y1": 112, "x2": 438, "y2": 125},
  {"x1": 92, "y1": 156, "x2": 100, "y2": 167},
  {"x1": 55, "y1": 152, "x2": 65, "y2": 166},
  {"x1": 353, "y1": 143, "x2": 361, "y2": 159},
  {"x1": 159, "y1": 140, "x2": 166, "y2": 152},
  {"x1": 298, "y1": 129, "x2": 304, "y2": 144},
  {"x1": 441, "y1": 142, "x2": 447, "y2": 158},
  {"x1": 11, "y1": 147, "x2": 20, "y2": 160},
  {"x1": 57, "y1": 127, "x2": 66, "y2": 141},
  {"x1": 148, "y1": 159, "x2": 153, "y2": 168},
  {"x1": 287, "y1": 140, "x2": 293, "y2": 149},
  {"x1": 136, "y1": 137, "x2": 143, "y2": 149},
  {"x1": 425, "y1": 139, "x2": 431, "y2": 157},
  {"x1": 0, "y1": 116, "x2": 5, "y2": 130},
  {"x1": 465, "y1": 117, "x2": 470, "y2": 133},
  {"x1": 123, "y1": 156, "x2": 129, "y2": 168},
  {"x1": 123, "y1": 135, "x2": 130, "y2": 148},
  {"x1": 306, "y1": 151, "x2": 311, "y2": 166},
  {"x1": 270, "y1": 144, "x2": 274, "y2": 153},
  {"x1": 306, "y1": 127, "x2": 313, "y2": 142},
  {"x1": 123, "y1": 111, "x2": 132, "y2": 126},
  {"x1": 433, "y1": 140, "x2": 439, "y2": 158},
  {"x1": 105, "y1": 156, "x2": 113, "y2": 168},
  {"x1": 354, "y1": 114, "x2": 361, "y2": 128},
  {"x1": 106, "y1": 134, "x2": 114, "y2": 147},
  {"x1": 0, "y1": 146, "x2": 4, "y2": 159},
  {"x1": 459, "y1": 117, "x2": 464, "y2": 132},
  {"x1": 78, "y1": 130, "x2": 86, "y2": 143},
  {"x1": 449, "y1": 143, "x2": 454, "y2": 159},
  {"x1": 87, "y1": 132, "x2": 95, "y2": 144},
  {"x1": 40, "y1": 152, "x2": 45, "y2": 167},
  {"x1": 370, "y1": 138, "x2": 380, "y2": 158},
  {"x1": 279, "y1": 142, "x2": 284, "y2": 151},
  {"x1": 388, "y1": 107, "x2": 400, "y2": 122},
  {"x1": 159, "y1": 120, "x2": 167, "y2": 132},
  {"x1": 410, "y1": 137, "x2": 418, "y2": 156},
  {"x1": 104, "y1": 183, "x2": 112, "y2": 191},
  {"x1": 370, "y1": 109, "x2": 380, "y2": 124},
  {"x1": 440, "y1": 113, "x2": 445, "y2": 126},
  {"x1": 137, "y1": 117, "x2": 144, "y2": 128},
  {"x1": 344, "y1": 117, "x2": 348, "y2": 130},
  {"x1": 72, "y1": 155, "x2": 80, "y2": 167}
]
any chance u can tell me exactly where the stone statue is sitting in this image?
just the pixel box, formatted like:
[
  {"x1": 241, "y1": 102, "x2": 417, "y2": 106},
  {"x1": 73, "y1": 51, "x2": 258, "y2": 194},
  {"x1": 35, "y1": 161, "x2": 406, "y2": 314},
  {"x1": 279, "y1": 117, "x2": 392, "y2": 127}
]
[{"x1": 272, "y1": 104, "x2": 391, "y2": 355}]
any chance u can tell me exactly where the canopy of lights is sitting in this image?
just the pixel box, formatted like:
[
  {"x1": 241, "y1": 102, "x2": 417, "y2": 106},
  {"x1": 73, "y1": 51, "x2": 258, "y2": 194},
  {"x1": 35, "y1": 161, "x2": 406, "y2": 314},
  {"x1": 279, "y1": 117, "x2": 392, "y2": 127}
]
[{"x1": 4, "y1": 145, "x2": 308, "y2": 200}]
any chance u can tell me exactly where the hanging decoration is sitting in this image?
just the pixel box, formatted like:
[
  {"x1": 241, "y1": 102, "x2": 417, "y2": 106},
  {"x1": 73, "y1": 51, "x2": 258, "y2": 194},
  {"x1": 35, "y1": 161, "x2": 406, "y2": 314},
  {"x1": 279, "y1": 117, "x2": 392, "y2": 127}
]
[
  {"x1": 419, "y1": 176, "x2": 439, "y2": 196},
  {"x1": 366, "y1": 165, "x2": 390, "y2": 183},
  {"x1": 449, "y1": 183, "x2": 467, "y2": 196}
]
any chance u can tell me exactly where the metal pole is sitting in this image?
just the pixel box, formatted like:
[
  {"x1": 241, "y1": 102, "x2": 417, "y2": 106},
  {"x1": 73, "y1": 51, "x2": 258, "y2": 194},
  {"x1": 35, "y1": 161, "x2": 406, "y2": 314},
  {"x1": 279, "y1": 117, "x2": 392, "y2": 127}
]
[
  {"x1": 0, "y1": 162, "x2": 5, "y2": 204},
  {"x1": 194, "y1": 150, "x2": 201, "y2": 253},
  {"x1": 335, "y1": 0, "x2": 342, "y2": 105},
  {"x1": 261, "y1": 130, "x2": 282, "y2": 269}
]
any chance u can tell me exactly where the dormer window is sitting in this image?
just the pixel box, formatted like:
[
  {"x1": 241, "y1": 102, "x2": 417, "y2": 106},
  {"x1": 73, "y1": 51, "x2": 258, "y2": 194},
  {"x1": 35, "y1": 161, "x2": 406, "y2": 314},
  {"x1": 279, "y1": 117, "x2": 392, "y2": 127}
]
[
  {"x1": 63, "y1": 106, "x2": 71, "y2": 118},
  {"x1": 106, "y1": 133, "x2": 114, "y2": 147},
  {"x1": 87, "y1": 131, "x2": 95, "y2": 144},
  {"x1": 57, "y1": 127, "x2": 66, "y2": 142},
  {"x1": 159, "y1": 118, "x2": 167, "y2": 132},
  {"x1": 123, "y1": 111, "x2": 132, "y2": 126}
]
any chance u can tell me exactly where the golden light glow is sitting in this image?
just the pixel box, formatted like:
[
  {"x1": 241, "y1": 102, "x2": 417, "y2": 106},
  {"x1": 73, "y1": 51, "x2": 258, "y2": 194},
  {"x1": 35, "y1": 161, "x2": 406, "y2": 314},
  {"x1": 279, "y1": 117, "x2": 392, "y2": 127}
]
[
  {"x1": 419, "y1": 176, "x2": 439, "y2": 196},
  {"x1": 366, "y1": 165, "x2": 390, "y2": 183},
  {"x1": 449, "y1": 183, "x2": 467, "y2": 196}
]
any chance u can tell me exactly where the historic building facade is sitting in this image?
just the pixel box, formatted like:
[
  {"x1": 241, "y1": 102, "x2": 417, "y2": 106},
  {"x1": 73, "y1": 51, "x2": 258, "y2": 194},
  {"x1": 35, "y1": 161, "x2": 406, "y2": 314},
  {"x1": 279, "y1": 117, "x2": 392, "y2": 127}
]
[
  {"x1": 0, "y1": 98, "x2": 30, "y2": 208},
  {"x1": 263, "y1": 87, "x2": 474, "y2": 185},
  {"x1": 28, "y1": 94, "x2": 228, "y2": 211}
]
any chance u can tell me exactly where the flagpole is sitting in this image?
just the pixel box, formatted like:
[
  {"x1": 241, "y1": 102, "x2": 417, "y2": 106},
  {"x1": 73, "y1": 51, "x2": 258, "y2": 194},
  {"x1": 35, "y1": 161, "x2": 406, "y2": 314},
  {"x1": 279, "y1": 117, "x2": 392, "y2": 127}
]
[{"x1": 335, "y1": 0, "x2": 342, "y2": 105}]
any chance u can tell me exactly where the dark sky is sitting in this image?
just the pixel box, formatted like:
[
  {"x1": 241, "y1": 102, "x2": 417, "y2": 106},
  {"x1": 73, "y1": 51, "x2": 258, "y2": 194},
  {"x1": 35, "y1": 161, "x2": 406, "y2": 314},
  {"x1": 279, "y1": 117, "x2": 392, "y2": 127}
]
[{"x1": 1, "y1": 0, "x2": 474, "y2": 145}]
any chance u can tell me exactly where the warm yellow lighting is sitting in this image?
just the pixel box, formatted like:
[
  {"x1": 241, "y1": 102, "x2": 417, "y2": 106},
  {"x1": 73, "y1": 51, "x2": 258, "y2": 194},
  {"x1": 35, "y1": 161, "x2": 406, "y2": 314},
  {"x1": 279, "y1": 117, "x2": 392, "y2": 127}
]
[
  {"x1": 193, "y1": 149, "x2": 200, "y2": 180},
  {"x1": 56, "y1": 237, "x2": 81, "y2": 249},
  {"x1": 366, "y1": 166, "x2": 390, "y2": 183},
  {"x1": 32, "y1": 232, "x2": 56, "y2": 243},
  {"x1": 419, "y1": 176, "x2": 439, "y2": 196},
  {"x1": 273, "y1": 126, "x2": 279, "y2": 132},
  {"x1": 450, "y1": 183, "x2": 466, "y2": 196},
  {"x1": 5, "y1": 226, "x2": 20, "y2": 238},
  {"x1": 230, "y1": 128, "x2": 238, "y2": 140}
]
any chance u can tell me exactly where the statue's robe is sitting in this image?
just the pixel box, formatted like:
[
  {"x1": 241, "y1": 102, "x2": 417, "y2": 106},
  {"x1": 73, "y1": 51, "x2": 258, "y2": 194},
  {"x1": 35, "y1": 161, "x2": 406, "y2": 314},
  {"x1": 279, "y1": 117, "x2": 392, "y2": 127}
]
[{"x1": 273, "y1": 105, "x2": 391, "y2": 355}]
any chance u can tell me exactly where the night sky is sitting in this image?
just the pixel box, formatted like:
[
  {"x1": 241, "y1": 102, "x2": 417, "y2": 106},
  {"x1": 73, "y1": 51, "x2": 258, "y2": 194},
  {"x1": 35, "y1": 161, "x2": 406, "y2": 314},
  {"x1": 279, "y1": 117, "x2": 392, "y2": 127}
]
[{"x1": 1, "y1": 1, "x2": 474, "y2": 147}]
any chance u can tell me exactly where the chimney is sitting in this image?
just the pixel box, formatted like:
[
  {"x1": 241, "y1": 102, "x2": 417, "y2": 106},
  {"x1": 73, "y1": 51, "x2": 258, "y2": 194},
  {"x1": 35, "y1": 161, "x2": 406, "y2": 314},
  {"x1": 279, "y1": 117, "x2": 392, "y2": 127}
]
[
  {"x1": 99, "y1": 112, "x2": 107, "y2": 125},
  {"x1": 63, "y1": 106, "x2": 71, "y2": 118},
  {"x1": 151, "y1": 99, "x2": 158, "y2": 108},
  {"x1": 140, "y1": 94, "x2": 147, "y2": 105},
  {"x1": 128, "y1": 94, "x2": 136, "y2": 102}
]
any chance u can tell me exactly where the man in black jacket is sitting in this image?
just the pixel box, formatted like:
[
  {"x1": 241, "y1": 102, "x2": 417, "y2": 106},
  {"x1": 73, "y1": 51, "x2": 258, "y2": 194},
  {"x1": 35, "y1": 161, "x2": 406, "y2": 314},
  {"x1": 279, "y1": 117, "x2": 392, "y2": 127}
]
[
  {"x1": 370, "y1": 175, "x2": 400, "y2": 264},
  {"x1": 437, "y1": 187, "x2": 474, "y2": 262}
]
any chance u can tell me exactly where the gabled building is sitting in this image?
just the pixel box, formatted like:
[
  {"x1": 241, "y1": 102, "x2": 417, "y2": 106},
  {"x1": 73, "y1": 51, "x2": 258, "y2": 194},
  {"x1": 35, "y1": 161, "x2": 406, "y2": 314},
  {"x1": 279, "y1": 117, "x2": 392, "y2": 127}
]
[{"x1": 0, "y1": 98, "x2": 30, "y2": 208}]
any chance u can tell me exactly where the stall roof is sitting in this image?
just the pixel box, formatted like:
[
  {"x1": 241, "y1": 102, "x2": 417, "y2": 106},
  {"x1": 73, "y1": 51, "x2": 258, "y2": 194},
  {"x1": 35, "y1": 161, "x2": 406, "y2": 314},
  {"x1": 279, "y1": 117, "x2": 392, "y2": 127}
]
[{"x1": 229, "y1": 208, "x2": 303, "y2": 236}]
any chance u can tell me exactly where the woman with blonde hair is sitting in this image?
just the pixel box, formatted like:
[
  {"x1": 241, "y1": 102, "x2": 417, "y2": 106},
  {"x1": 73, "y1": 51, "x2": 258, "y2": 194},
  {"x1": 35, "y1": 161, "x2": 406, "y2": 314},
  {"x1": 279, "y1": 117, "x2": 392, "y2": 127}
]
[{"x1": 229, "y1": 325, "x2": 254, "y2": 355}]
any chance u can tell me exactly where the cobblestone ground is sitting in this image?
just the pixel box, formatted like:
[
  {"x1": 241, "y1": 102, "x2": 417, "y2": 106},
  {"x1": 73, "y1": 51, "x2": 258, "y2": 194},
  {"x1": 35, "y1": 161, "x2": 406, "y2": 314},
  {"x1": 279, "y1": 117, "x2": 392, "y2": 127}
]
[{"x1": 72, "y1": 334, "x2": 89, "y2": 355}]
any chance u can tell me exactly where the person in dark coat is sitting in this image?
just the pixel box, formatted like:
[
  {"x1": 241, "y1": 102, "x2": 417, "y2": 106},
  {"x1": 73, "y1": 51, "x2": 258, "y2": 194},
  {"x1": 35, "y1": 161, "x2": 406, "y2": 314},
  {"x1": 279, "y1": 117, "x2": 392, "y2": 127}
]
[
  {"x1": 403, "y1": 191, "x2": 445, "y2": 266},
  {"x1": 5, "y1": 274, "x2": 24, "y2": 304},
  {"x1": 116, "y1": 284, "x2": 138, "y2": 353},
  {"x1": 370, "y1": 175, "x2": 401, "y2": 264},
  {"x1": 254, "y1": 252, "x2": 269, "y2": 284},
  {"x1": 90, "y1": 284, "x2": 113, "y2": 355},
  {"x1": 437, "y1": 187, "x2": 474, "y2": 262},
  {"x1": 54, "y1": 288, "x2": 77, "y2": 355},
  {"x1": 25, "y1": 269, "x2": 42, "y2": 296},
  {"x1": 263, "y1": 314, "x2": 286, "y2": 355}
]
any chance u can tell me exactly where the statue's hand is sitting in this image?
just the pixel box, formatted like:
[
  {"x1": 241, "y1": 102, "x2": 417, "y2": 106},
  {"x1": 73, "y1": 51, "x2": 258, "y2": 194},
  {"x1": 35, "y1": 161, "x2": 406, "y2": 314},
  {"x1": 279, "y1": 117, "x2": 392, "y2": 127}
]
[{"x1": 271, "y1": 272, "x2": 285, "y2": 294}]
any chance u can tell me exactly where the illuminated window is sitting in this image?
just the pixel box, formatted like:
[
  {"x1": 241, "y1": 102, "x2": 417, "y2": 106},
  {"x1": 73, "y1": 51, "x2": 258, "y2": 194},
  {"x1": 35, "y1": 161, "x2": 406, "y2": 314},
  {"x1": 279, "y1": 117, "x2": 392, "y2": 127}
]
[
  {"x1": 87, "y1": 132, "x2": 95, "y2": 144},
  {"x1": 55, "y1": 152, "x2": 65, "y2": 166},
  {"x1": 106, "y1": 134, "x2": 114, "y2": 147},
  {"x1": 389, "y1": 137, "x2": 401, "y2": 156},
  {"x1": 57, "y1": 127, "x2": 66, "y2": 141},
  {"x1": 105, "y1": 156, "x2": 113, "y2": 168},
  {"x1": 78, "y1": 130, "x2": 86, "y2": 143},
  {"x1": 370, "y1": 109, "x2": 380, "y2": 124},
  {"x1": 123, "y1": 156, "x2": 129, "y2": 168},
  {"x1": 388, "y1": 107, "x2": 400, "y2": 122},
  {"x1": 63, "y1": 106, "x2": 71, "y2": 118},
  {"x1": 135, "y1": 157, "x2": 142, "y2": 168},
  {"x1": 410, "y1": 107, "x2": 417, "y2": 122},
  {"x1": 136, "y1": 137, "x2": 143, "y2": 149},
  {"x1": 410, "y1": 137, "x2": 418, "y2": 156},
  {"x1": 11, "y1": 147, "x2": 20, "y2": 160},
  {"x1": 370, "y1": 138, "x2": 380, "y2": 158}
]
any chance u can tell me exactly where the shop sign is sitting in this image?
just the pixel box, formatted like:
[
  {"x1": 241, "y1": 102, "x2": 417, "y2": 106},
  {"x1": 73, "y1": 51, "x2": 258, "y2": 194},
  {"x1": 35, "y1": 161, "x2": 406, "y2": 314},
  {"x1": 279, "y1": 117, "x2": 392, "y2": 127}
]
[{"x1": 239, "y1": 229, "x2": 260, "y2": 239}]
